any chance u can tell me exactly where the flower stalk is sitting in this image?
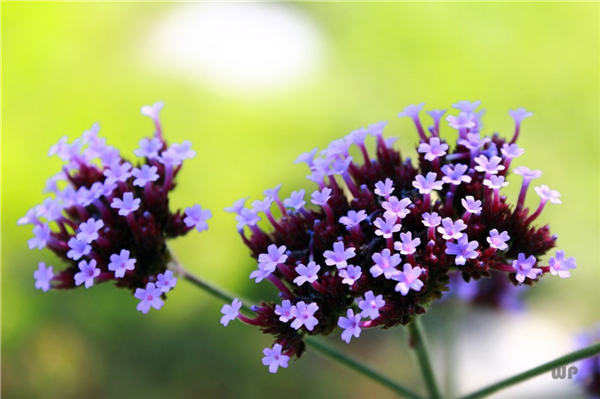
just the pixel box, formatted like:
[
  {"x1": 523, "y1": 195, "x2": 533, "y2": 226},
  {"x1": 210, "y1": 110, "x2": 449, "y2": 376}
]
[{"x1": 408, "y1": 318, "x2": 442, "y2": 399}]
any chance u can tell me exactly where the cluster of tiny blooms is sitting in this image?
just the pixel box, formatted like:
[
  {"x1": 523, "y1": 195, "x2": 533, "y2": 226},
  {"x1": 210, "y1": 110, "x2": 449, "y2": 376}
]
[
  {"x1": 575, "y1": 325, "x2": 600, "y2": 398},
  {"x1": 24, "y1": 102, "x2": 212, "y2": 313},
  {"x1": 219, "y1": 101, "x2": 577, "y2": 373}
]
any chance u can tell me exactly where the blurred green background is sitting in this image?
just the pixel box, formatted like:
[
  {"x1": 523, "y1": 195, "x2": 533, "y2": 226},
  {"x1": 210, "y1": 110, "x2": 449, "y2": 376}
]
[{"x1": 2, "y1": 2, "x2": 598, "y2": 398}]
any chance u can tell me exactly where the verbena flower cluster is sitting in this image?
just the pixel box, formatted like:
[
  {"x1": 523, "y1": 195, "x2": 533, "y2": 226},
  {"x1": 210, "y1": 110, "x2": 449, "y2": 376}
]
[
  {"x1": 221, "y1": 101, "x2": 577, "y2": 373},
  {"x1": 24, "y1": 102, "x2": 212, "y2": 313}
]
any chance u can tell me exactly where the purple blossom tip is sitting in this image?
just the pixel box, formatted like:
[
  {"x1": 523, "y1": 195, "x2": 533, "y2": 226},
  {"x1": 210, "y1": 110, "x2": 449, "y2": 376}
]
[
  {"x1": 549, "y1": 250, "x2": 577, "y2": 279},
  {"x1": 534, "y1": 185, "x2": 561, "y2": 204},
  {"x1": 338, "y1": 309, "x2": 362, "y2": 343},
  {"x1": 358, "y1": 290, "x2": 385, "y2": 320},
  {"x1": 509, "y1": 107, "x2": 533, "y2": 124},
  {"x1": 393, "y1": 263, "x2": 424, "y2": 296},
  {"x1": 418, "y1": 137, "x2": 449, "y2": 161},
  {"x1": 513, "y1": 253, "x2": 542, "y2": 283},
  {"x1": 34, "y1": 262, "x2": 54, "y2": 292},
  {"x1": 445, "y1": 234, "x2": 479, "y2": 266},
  {"x1": 283, "y1": 190, "x2": 306, "y2": 211},
  {"x1": 135, "y1": 282, "x2": 164, "y2": 314},
  {"x1": 74, "y1": 259, "x2": 100, "y2": 288},
  {"x1": 262, "y1": 344, "x2": 289, "y2": 373},
  {"x1": 220, "y1": 298, "x2": 242, "y2": 326},
  {"x1": 184, "y1": 205, "x2": 213, "y2": 232},
  {"x1": 290, "y1": 301, "x2": 319, "y2": 331},
  {"x1": 141, "y1": 101, "x2": 164, "y2": 120},
  {"x1": 398, "y1": 103, "x2": 425, "y2": 119},
  {"x1": 108, "y1": 249, "x2": 137, "y2": 278},
  {"x1": 452, "y1": 100, "x2": 482, "y2": 113},
  {"x1": 324, "y1": 241, "x2": 356, "y2": 269},
  {"x1": 111, "y1": 192, "x2": 141, "y2": 217}
]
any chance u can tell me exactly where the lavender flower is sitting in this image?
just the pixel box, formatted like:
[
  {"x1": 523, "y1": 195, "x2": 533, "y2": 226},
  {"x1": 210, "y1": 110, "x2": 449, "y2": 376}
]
[
  {"x1": 358, "y1": 291, "x2": 385, "y2": 320},
  {"x1": 262, "y1": 344, "x2": 290, "y2": 374},
  {"x1": 135, "y1": 282, "x2": 164, "y2": 314},
  {"x1": 293, "y1": 262, "x2": 320, "y2": 286},
  {"x1": 220, "y1": 298, "x2": 242, "y2": 326},
  {"x1": 34, "y1": 262, "x2": 54, "y2": 292},
  {"x1": 338, "y1": 309, "x2": 362, "y2": 343}
]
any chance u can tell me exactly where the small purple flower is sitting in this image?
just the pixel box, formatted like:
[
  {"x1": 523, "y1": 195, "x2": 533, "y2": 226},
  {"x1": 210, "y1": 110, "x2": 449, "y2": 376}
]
[
  {"x1": 258, "y1": 244, "x2": 288, "y2": 272},
  {"x1": 382, "y1": 196, "x2": 412, "y2": 220},
  {"x1": 235, "y1": 208, "x2": 261, "y2": 229},
  {"x1": 445, "y1": 234, "x2": 479, "y2": 265},
  {"x1": 437, "y1": 218, "x2": 467, "y2": 240},
  {"x1": 36, "y1": 198, "x2": 63, "y2": 221},
  {"x1": 262, "y1": 344, "x2": 290, "y2": 374},
  {"x1": 111, "y1": 192, "x2": 141, "y2": 217},
  {"x1": 339, "y1": 210, "x2": 367, "y2": 228},
  {"x1": 501, "y1": 143, "x2": 524, "y2": 159},
  {"x1": 76, "y1": 218, "x2": 104, "y2": 244},
  {"x1": 250, "y1": 264, "x2": 275, "y2": 283},
  {"x1": 294, "y1": 261, "x2": 321, "y2": 286},
  {"x1": 358, "y1": 290, "x2": 385, "y2": 320},
  {"x1": 447, "y1": 112, "x2": 476, "y2": 129},
  {"x1": 100, "y1": 146, "x2": 121, "y2": 167},
  {"x1": 534, "y1": 185, "x2": 561, "y2": 204},
  {"x1": 157, "y1": 148, "x2": 183, "y2": 167},
  {"x1": 418, "y1": 137, "x2": 449, "y2": 162},
  {"x1": 548, "y1": 250, "x2": 577, "y2": 279},
  {"x1": 452, "y1": 100, "x2": 481, "y2": 113},
  {"x1": 346, "y1": 128, "x2": 369, "y2": 146},
  {"x1": 514, "y1": 166, "x2": 542, "y2": 180},
  {"x1": 374, "y1": 214, "x2": 401, "y2": 239},
  {"x1": 422, "y1": 212, "x2": 441, "y2": 228},
  {"x1": 220, "y1": 298, "x2": 242, "y2": 326},
  {"x1": 461, "y1": 196, "x2": 482, "y2": 215},
  {"x1": 441, "y1": 164, "x2": 472, "y2": 186},
  {"x1": 374, "y1": 178, "x2": 395, "y2": 198},
  {"x1": 370, "y1": 249, "x2": 401, "y2": 279},
  {"x1": 34, "y1": 262, "x2": 53, "y2": 292},
  {"x1": 339, "y1": 265, "x2": 362, "y2": 285},
  {"x1": 28, "y1": 223, "x2": 51, "y2": 250},
  {"x1": 131, "y1": 165, "x2": 159, "y2": 187},
  {"x1": 274, "y1": 299, "x2": 294, "y2": 323},
  {"x1": 18, "y1": 209, "x2": 38, "y2": 226},
  {"x1": 328, "y1": 157, "x2": 353, "y2": 176},
  {"x1": 103, "y1": 162, "x2": 132, "y2": 185},
  {"x1": 283, "y1": 190, "x2": 306, "y2": 210},
  {"x1": 264, "y1": 184, "x2": 283, "y2": 200},
  {"x1": 184, "y1": 205, "x2": 213, "y2": 232},
  {"x1": 412, "y1": 172, "x2": 444, "y2": 195},
  {"x1": 252, "y1": 198, "x2": 273, "y2": 214},
  {"x1": 483, "y1": 175, "x2": 509, "y2": 190},
  {"x1": 474, "y1": 155, "x2": 505, "y2": 175},
  {"x1": 487, "y1": 229, "x2": 510, "y2": 251},
  {"x1": 397, "y1": 103, "x2": 425, "y2": 119},
  {"x1": 156, "y1": 270, "x2": 177, "y2": 292},
  {"x1": 67, "y1": 238, "x2": 91, "y2": 260},
  {"x1": 509, "y1": 107, "x2": 533, "y2": 124},
  {"x1": 171, "y1": 141, "x2": 196, "y2": 160},
  {"x1": 141, "y1": 101, "x2": 164, "y2": 120},
  {"x1": 290, "y1": 301, "x2": 319, "y2": 331},
  {"x1": 323, "y1": 241, "x2": 356, "y2": 269},
  {"x1": 294, "y1": 149, "x2": 318, "y2": 167},
  {"x1": 457, "y1": 133, "x2": 491, "y2": 152},
  {"x1": 513, "y1": 253, "x2": 542, "y2": 283},
  {"x1": 393, "y1": 264, "x2": 424, "y2": 296},
  {"x1": 338, "y1": 309, "x2": 362, "y2": 343},
  {"x1": 135, "y1": 282, "x2": 164, "y2": 314},
  {"x1": 394, "y1": 232, "x2": 421, "y2": 255},
  {"x1": 426, "y1": 109, "x2": 446, "y2": 126},
  {"x1": 134, "y1": 137, "x2": 162, "y2": 159},
  {"x1": 225, "y1": 197, "x2": 248, "y2": 214},
  {"x1": 108, "y1": 249, "x2": 137, "y2": 278},
  {"x1": 74, "y1": 259, "x2": 100, "y2": 288},
  {"x1": 311, "y1": 187, "x2": 332, "y2": 206}
]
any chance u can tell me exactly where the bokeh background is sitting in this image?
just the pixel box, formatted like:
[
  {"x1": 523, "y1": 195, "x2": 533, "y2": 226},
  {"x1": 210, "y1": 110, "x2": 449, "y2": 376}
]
[{"x1": 2, "y1": 2, "x2": 599, "y2": 398}]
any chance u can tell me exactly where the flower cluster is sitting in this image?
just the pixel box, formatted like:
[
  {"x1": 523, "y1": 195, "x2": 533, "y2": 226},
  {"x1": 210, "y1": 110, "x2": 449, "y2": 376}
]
[
  {"x1": 222, "y1": 101, "x2": 576, "y2": 372},
  {"x1": 25, "y1": 102, "x2": 212, "y2": 313}
]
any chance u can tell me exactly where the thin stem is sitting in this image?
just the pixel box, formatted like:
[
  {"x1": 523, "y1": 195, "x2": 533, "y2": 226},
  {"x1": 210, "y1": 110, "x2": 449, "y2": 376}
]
[
  {"x1": 408, "y1": 318, "x2": 442, "y2": 399},
  {"x1": 459, "y1": 342, "x2": 600, "y2": 399},
  {"x1": 176, "y1": 262, "x2": 424, "y2": 399}
]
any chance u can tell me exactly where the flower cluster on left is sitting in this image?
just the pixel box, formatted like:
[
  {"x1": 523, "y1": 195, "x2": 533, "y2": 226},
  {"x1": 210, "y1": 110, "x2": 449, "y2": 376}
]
[{"x1": 21, "y1": 102, "x2": 212, "y2": 314}]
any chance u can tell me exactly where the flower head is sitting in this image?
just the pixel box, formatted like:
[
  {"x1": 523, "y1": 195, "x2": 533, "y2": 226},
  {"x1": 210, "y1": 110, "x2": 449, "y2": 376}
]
[{"x1": 262, "y1": 344, "x2": 290, "y2": 374}]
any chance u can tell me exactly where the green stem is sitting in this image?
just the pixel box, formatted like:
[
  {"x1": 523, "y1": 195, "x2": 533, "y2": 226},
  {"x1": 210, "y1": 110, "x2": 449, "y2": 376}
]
[
  {"x1": 177, "y1": 265, "x2": 424, "y2": 399},
  {"x1": 459, "y1": 342, "x2": 600, "y2": 399},
  {"x1": 408, "y1": 318, "x2": 442, "y2": 399}
]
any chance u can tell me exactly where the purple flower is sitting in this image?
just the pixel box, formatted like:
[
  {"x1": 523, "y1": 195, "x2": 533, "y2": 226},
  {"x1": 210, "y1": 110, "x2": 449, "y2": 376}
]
[
  {"x1": 339, "y1": 265, "x2": 362, "y2": 285},
  {"x1": 513, "y1": 253, "x2": 542, "y2": 283},
  {"x1": 509, "y1": 107, "x2": 533, "y2": 124},
  {"x1": 437, "y1": 218, "x2": 467, "y2": 240},
  {"x1": 397, "y1": 103, "x2": 425, "y2": 119},
  {"x1": 474, "y1": 155, "x2": 505, "y2": 175},
  {"x1": 338, "y1": 309, "x2": 362, "y2": 343},
  {"x1": 311, "y1": 187, "x2": 332, "y2": 206},
  {"x1": 274, "y1": 300, "x2": 294, "y2": 323},
  {"x1": 28, "y1": 223, "x2": 51, "y2": 250},
  {"x1": 111, "y1": 192, "x2": 141, "y2": 217},
  {"x1": 184, "y1": 205, "x2": 213, "y2": 232},
  {"x1": 67, "y1": 238, "x2": 91, "y2": 260},
  {"x1": 324, "y1": 241, "x2": 356, "y2": 269},
  {"x1": 103, "y1": 162, "x2": 132, "y2": 185},
  {"x1": 394, "y1": 232, "x2": 421, "y2": 255},
  {"x1": 34, "y1": 262, "x2": 53, "y2": 292},
  {"x1": 264, "y1": 184, "x2": 283, "y2": 200},
  {"x1": 156, "y1": 271, "x2": 178, "y2": 293},
  {"x1": 18, "y1": 209, "x2": 38, "y2": 226},
  {"x1": 346, "y1": 128, "x2": 369, "y2": 146},
  {"x1": 382, "y1": 196, "x2": 412, "y2": 220},
  {"x1": 412, "y1": 172, "x2": 444, "y2": 195},
  {"x1": 549, "y1": 250, "x2": 577, "y2": 279},
  {"x1": 487, "y1": 229, "x2": 510, "y2": 251},
  {"x1": 534, "y1": 185, "x2": 561, "y2": 204},
  {"x1": 171, "y1": 141, "x2": 196, "y2": 160},
  {"x1": 108, "y1": 249, "x2": 137, "y2": 278},
  {"x1": 283, "y1": 190, "x2": 306, "y2": 210},
  {"x1": 441, "y1": 163, "x2": 472, "y2": 186},
  {"x1": 235, "y1": 208, "x2": 261, "y2": 229},
  {"x1": 452, "y1": 100, "x2": 481, "y2": 113},
  {"x1": 418, "y1": 137, "x2": 449, "y2": 162},
  {"x1": 393, "y1": 264, "x2": 424, "y2": 296},
  {"x1": 483, "y1": 175, "x2": 509, "y2": 190},
  {"x1": 422, "y1": 212, "x2": 441, "y2": 227},
  {"x1": 225, "y1": 197, "x2": 248, "y2": 214},
  {"x1": 135, "y1": 282, "x2": 164, "y2": 314},
  {"x1": 501, "y1": 143, "x2": 524, "y2": 159},
  {"x1": 252, "y1": 198, "x2": 273, "y2": 214},
  {"x1": 328, "y1": 157, "x2": 353, "y2": 176},
  {"x1": 461, "y1": 196, "x2": 482, "y2": 215},
  {"x1": 374, "y1": 214, "x2": 401, "y2": 239},
  {"x1": 370, "y1": 249, "x2": 401, "y2": 279},
  {"x1": 220, "y1": 298, "x2": 242, "y2": 326},
  {"x1": 339, "y1": 210, "x2": 367, "y2": 228},
  {"x1": 457, "y1": 133, "x2": 491, "y2": 152},
  {"x1": 514, "y1": 166, "x2": 542, "y2": 180},
  {"x1": 131, "y1": 165, "x2": 159, "y2": 187},
  {"x1": 294, "y1": 261, "x2": 321, "y2": 286},
  {"x1": 262, "y1": 344, "x2": 289, "y2": 374},
  {"x1": 134, "y1": 137, "x2": 162, "y2": 159},
  {"x1": 290, "y1": 301, "x2": 319, "y2": 331},
  {"x1": 294, "y1": 149, "x2": 318, "y2": 167},
  {"x1": 74, "y1": 259, "x2": 100, "y2": 288},
  {"x1": 76, "y1": 218, "x2": 104, "y2": 244},
  {"x1": 358, "y1": 291, "x2": 385, "y2": 320},
  {"x1": 445, "y1": 234, "x2": 479, "y2": 265},
  {"x1": 36, "y1": 198, "x2": 63, "y2": 221},
  {"x1": 258, "y1": 245, "x2": 288, "y2": 272},
  {"x1": 447, "y1": 112, "x2": 476, "y2": 129},
  {"x1": 374, "y1": 178, "x2": 395, "y2": 198},
  {"x1": 141, "y1": 101, "x2": 164, "y2": 120},
  {"x1": 426, "y1": 109, "x2": 446, "y2": 125}
]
